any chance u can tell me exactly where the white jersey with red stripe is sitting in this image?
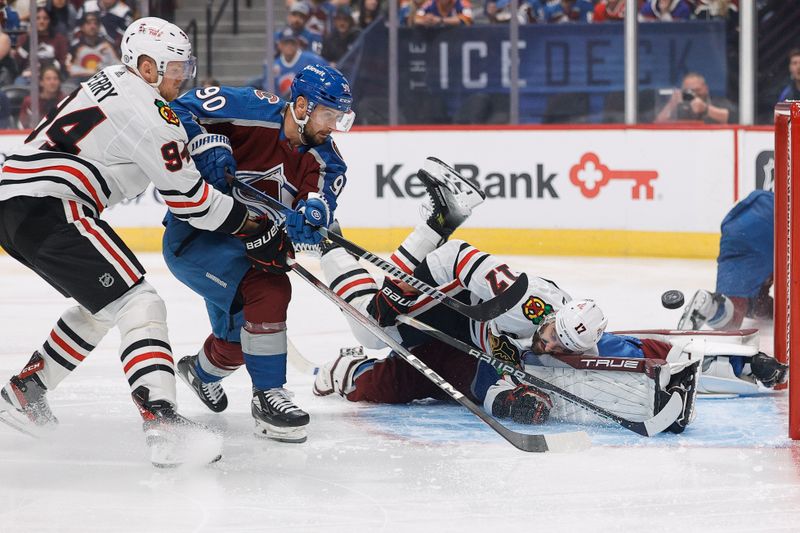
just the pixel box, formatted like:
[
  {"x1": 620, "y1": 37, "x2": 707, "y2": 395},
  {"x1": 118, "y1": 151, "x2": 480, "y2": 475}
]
[
  {"x1": 421, "y1": 240, "x2": 572, "y2": 354},
  {"x1": 0, "y1": 66, "x2": 242, "y2": 233}
]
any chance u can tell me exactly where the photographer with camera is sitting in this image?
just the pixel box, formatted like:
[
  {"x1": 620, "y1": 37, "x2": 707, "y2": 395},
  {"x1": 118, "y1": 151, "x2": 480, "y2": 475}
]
[{"x1": 655, "y1": 72, "x2": 737, "y2": 124}]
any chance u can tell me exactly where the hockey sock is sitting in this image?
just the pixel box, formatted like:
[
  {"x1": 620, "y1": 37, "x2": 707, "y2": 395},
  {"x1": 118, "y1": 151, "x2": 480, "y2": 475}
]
[{"x1": 389, "y1": 223, "x2": 443, "y2": 274}]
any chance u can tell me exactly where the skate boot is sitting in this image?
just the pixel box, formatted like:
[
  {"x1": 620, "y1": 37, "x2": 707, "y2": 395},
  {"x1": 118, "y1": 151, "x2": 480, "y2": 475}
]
[
  {"x1": 656, "y1": 360, "x2": 700, "y2": 434},
  {"x1": 132, "y1": 386, "x2": 223, "y2": 468},
  {"x1": 0, "y1": 351, "x2": 58, "y2": 435},
  {"x1": 292, "y1": 220, "x2": 342, "y2": 257},
  {"x1": 677, "y1": 290, "x2": 732, "y2": 330},
  {"x1": 749, "y1": 352, "x2": 788, "y2": 388},
  {"x1": 417, "y1": 157, "x2": 485, "y2": 240},
  {"x1": 313, "y1": 346, "x2": 369, "y2": 397},
  {"x1": 176, "y1": 355, "x2": 228, "y2": 413},
  {"x1": 252, "y1": 387, "x2": 309, "y2": 443}
]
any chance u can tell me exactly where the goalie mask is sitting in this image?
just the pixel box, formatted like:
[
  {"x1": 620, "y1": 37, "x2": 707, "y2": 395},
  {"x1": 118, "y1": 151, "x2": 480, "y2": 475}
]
[
  {"x1": 121, "y1": 17, "x2": 196, "y2": 88},
  {"x1": 289, "y1": 64, "x2": 355, "y2": 141}
]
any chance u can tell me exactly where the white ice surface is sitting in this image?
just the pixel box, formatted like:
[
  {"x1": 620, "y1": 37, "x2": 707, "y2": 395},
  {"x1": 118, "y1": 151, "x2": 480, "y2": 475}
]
[{"x1": 1, "y1": 253, "x2": 799, "y2": 533}]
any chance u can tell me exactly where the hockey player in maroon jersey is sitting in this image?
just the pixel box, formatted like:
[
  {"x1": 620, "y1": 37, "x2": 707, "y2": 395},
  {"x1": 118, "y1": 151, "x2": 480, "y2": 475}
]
[
  {"x1": 0, "y1": 18, "x2": 284, "y2": 466},
  {"x1": 163, "y1": 64, "x2": 354, "y2": 444}
]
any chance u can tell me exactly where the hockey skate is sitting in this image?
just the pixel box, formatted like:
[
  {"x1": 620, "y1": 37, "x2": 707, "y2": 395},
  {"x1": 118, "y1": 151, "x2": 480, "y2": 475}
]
[
  {"x1": 656, "y1": 360, "x2": 700, "y2": 434},
  {"x1": 418, "y1": 157, "x2": 485, "y2": 239},
  {"x1": 176, "y1": 355, "x2": 228, "y2": 413},
  {"x1": 252, "y1": 387, "x2": 309, "y2": 443},
  {"x1": 677, "y1": 290, "x2": 731, "y2": 330},
  {"x1": 0, "y1": 351, "x2": 57, "y2": 437},
  {"x1": 132, "y1": 386, "x2": 223, "y2": 468},
  {"x1": 313, "y1": 346, "x2": 368, "y2": 397}
]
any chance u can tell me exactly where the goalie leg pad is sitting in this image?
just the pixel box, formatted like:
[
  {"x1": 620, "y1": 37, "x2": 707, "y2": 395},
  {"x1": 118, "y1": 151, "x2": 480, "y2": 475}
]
[{"x1": 313, "y1": 346, "x2": 369, "y2": 397}]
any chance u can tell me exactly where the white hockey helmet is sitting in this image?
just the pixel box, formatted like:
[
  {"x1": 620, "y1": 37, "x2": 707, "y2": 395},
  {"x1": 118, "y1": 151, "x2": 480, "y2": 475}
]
[
  {"x1": 554, "y1": 299, "x2": 608, "y2": 352},
  {"x1": 120, "y1": 17, "x2": 196, "y2": 87}
]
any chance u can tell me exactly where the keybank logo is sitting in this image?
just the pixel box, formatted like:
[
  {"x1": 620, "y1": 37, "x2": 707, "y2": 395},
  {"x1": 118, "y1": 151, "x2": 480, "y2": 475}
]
[
  {"x1": 569, "y1": 152, "x2": 658, "y2": 200},
  {"x1": 375, "y1": 163, "x2": 559, "y2": 199}
]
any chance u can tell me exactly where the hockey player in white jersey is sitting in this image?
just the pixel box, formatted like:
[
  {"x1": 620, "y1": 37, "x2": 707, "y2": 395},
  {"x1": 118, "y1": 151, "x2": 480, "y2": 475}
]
[
  {"x1": 0, "y1": 18, "x2": 279, "y2": 466},
  {"x1": 310, "y1": 158, "x2": 702, "y2": 434}
]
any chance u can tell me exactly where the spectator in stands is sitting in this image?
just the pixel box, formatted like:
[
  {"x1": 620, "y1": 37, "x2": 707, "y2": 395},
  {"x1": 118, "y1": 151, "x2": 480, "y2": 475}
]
[
  {"x1": 0, "y1": 88, "x2": 11, "y2": 129},
  {"x1": 270, "y1": 28, "x2": 327, "y2": 98},
  {"x1": 322, "y1": 6, "x2": 359, "y2": 65},
  {"x1": 67, "y1": 11, "x2": 118, "y2": 81},
  {"x1": 692, "y1": 0, "x2": 738, "y2": 20},
  {"x1": 415, "y1": 0, "x2": 473, "y2": 27},
  {"x1": 200, "y1": 78, "x2": 220, "y2": 88},
  {"x1": 0, "y1": 29, "x2": 17, "y2": 85},
  {"x1": 542, "y1": 0, "x2": 594, "y2": 23},
  {"x1": 484, "y1": 0, "x2": 541, "y2": 24},
  {"x1": 276, "y1": 2, "x2": 323, "y2": 55},
  {"x1": 778, "y1": 48, "x2": 800, "y2": 103},
  {"x1": 307, "y1": 0, "x2": 337, "y2": 37},
  {"x1": 399, "y1": 0, "x2": 426, "y2": 26},
  {"x1": 79, "y1": 0, "x2": 133, "y2": 47},
  {"x1": 638, "y1": 0, "x2": 691, "y2": 21},
  {"x1": 356, "y1": 0, "x2": 382, "y2": 28},
  {"x1": 1, "y1": 1, "x2": 21, "y2": 40},
  {"x1": 655, "y1": 72, "x2": 737, "y2": 124},
  {"x1": 593, "y1": 0, "x2": 627, "y2": 22},
  {"x1": 46, "y1": 0, "x2": 78, "y2": 37},
  {"x1": 15, "y1": 7, "x2": 70, "y2": 81},
  {"x1": 19, "y1": 63, "x2": 64, "y2": 129}
]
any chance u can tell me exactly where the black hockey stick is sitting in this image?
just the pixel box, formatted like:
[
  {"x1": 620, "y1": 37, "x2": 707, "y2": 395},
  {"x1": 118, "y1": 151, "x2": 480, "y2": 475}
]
[
  {"x1": 232, "y1": 179, "x2": 528, "y2": 322},
  {"x1": 397, "y1": 315, "x2": 686, "y2": 437},
  {"x1": 287, "y1": 258, "x2": 590, "y2": 453}
]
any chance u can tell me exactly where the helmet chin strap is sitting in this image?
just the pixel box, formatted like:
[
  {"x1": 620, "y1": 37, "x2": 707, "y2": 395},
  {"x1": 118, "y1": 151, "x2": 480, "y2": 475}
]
[{"x1": 289, "y1": 102, "x2": 311, "y2": 145}]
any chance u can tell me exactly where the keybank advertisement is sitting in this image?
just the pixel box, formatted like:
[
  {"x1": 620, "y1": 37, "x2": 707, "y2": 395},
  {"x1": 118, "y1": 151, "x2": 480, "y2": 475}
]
[{"x1": 0, "y1": 128, "x2": 773, "y2": 231}]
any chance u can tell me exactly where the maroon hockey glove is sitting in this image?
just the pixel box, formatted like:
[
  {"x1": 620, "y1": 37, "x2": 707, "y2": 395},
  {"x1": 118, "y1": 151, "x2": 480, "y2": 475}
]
[
  {"x1": 491, "y1": 382, "x2": 553, "y2": 425},
  {"x1": 366, "y1": 277, "x2": 418, "y2": 326},
  {"x1": 236, "y1": 217, "x2": 294, "y2": 273}
]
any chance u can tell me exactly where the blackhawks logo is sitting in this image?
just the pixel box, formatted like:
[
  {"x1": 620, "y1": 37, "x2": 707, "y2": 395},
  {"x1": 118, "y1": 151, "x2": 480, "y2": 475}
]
[
  {"x1": 155, "y1": 100, "x2": 180, "y2": 126},
  {"x1": 521, "y1": 296, "x2": 553, "y2": 325}
]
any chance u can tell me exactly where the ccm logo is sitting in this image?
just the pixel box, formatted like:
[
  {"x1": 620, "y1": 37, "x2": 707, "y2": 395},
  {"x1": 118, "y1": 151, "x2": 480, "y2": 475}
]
[
  {"x1": 581, "y1": 359, "x2": 640, "y2": 369},
  {"x1": 381, "y1": 286, "x2": 416, "y2": 307},
  {"x1": 246, "y1": 224, "x2": 279, "y2": 249}
]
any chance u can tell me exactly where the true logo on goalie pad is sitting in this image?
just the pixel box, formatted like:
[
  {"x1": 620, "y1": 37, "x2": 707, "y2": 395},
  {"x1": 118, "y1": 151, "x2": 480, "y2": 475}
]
[{"x1": 521, "y1": 296, "x2": 553, "y2": 325}]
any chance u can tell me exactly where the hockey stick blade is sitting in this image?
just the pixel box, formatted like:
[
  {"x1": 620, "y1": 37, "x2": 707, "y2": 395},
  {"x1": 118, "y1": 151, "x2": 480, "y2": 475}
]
[
  {"x1": 231, "y1": 179, "x2": 528, "y2": 322},
  {"x1": 287, "y1": 338, "x2": 319, "y2": 375},
  {"x1": 287, "y1": 259, "x2": 589, "y2": 453},
  {"x1": 398, "y1": 315, "x2": 682, "y2": 437}
]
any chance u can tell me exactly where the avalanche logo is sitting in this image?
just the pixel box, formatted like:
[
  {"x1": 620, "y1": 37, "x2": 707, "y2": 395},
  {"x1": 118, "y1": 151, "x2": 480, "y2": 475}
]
[
  {"x1": 521, "y1": 296, "x2": 553, "y2": 325},
  {"x1": 569, "y1": 152, "x2": 658, "y2": 200},
  {"x1": 154, "y1": 100, "x2": 180, "y2": 126},
  {"x1": 254, "y1": 90, "x2": 280, "y2": 104}
]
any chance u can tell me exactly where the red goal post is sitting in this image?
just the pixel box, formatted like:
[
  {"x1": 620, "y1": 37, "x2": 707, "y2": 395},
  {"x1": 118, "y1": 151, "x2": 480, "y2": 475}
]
[{"x1": 774, "y1": 101, "x2": 800, "y2": 440}]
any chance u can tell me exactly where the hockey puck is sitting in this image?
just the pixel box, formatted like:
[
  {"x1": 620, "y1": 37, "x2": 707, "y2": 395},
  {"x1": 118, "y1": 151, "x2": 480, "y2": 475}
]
[{"x1": 661, "y1": 290, "x2": 685, "y2": 309}]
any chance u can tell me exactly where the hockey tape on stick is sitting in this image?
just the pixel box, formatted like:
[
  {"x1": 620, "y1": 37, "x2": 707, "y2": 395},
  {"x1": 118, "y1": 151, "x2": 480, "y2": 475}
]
[
  {"x1": 231, "y1": 179, "x2": 528, "y2": 322},
  {"x1": 287, "y1": 258, "x2": 590, "y2": 453}
]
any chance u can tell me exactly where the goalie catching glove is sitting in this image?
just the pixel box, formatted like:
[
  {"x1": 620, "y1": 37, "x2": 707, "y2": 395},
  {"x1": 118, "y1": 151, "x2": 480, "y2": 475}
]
[
  {"x1": 236, "y1": 217, "x2": 293, "y2": 273},
  {"x1": 489, "y1": 376, "x2": 553, "y2": 425},
  {"x1": 366, "y1": 277, "x2": 419, "y2": 326},
  {"x1": 285, "y1": 192, "x2": 330, "y2": 245},
  {"x1": 188, "y1": 133, "x2": 237, "y2": 193}
]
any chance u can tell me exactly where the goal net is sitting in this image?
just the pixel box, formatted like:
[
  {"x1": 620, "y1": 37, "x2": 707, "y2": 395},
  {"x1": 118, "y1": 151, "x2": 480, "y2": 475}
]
[{"x1": 774, "y1": 101, "x2": 799, "y2": 440}]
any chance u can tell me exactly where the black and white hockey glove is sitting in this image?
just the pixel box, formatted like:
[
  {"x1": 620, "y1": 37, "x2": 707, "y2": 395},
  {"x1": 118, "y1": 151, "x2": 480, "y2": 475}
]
[
  {"x1": 491, "y1": 378, "x2": 553, "y2": 425},
  {"x1": 750, "y1": 352, "x2": 788, "y2": 388},
  {"x1": 236, "y1": 217, "x2": 294, "y2": 273},
  {"x1": 366, "y1": 277, "x2": 418, "y2": 327}
]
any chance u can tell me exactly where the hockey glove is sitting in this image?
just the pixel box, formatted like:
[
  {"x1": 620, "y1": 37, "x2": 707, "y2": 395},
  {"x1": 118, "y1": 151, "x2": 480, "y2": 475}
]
[
  {"x1": 366, "y1": 277, "x2": 419, "y2": 326},
  {"x1": 189, "y1": 133, "x2": 237, "y2": 192},
  {"x1": 750, "y1": 352, "x2": 788, "y2": 388},
  {"x1": 236, "y1": 217, "x2": 294, "y2": 273},
  {"x1": 491, "y1": 379, "x2": 553, "y2": 425},
  {"x1": 285, "y1": 192, "x2": 330, "y2": 245}
]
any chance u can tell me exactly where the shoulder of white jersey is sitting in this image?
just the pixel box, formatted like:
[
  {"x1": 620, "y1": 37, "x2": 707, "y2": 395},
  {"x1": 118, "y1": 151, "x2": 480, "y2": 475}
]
[{"x1": 494, "y1": 276, "x2": 571, "y2": 340}]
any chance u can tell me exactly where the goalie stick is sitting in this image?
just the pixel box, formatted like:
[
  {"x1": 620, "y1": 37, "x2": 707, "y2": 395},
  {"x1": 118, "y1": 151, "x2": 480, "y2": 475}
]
[
  {"x1": 396, "y1": 315, "x2": 685, "y2": 437},
  {"x1": 287, "y1": 258, "x2": 590, "y2": 453},
  {"x1": 231, "y1": 179, "x2": 528, "y2": 322}
]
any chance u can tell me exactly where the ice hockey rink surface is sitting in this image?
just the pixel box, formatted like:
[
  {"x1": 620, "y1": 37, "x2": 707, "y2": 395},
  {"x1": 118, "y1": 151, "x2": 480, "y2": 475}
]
[{"x1": 1, "y1": 252, "x2": 799, "y2": 533}]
